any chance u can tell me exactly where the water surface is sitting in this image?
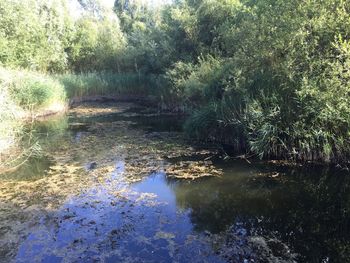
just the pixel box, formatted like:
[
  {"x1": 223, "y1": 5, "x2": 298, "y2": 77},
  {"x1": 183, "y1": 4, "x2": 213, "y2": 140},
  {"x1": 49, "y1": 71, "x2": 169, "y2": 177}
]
[{"x1": 0, "y1": 103, "x2": 349, "y2": 263}]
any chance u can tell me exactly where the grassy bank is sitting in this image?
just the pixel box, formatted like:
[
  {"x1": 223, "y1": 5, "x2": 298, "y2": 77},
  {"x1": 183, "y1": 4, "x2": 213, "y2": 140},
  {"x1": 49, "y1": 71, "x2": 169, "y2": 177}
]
[
  {"x1": 0, "y1": 68, "x2": 67, "y2": 156},
  {"x1": 0, "y1": 69, "x2": 164, "y2": 160}
]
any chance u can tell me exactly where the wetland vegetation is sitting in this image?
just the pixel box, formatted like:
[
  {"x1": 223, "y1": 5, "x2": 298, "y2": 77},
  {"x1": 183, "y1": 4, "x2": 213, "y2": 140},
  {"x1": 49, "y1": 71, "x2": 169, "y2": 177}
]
[{"x1": 1, "y1": 0, "x2": 350, "y2": 262}]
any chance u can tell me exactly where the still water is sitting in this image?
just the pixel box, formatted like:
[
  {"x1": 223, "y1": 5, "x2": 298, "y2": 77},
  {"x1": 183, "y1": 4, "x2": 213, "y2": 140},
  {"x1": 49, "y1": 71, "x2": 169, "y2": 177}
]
[{"x1": 0, "y1": 103, "x2": 349, "y2": 263}]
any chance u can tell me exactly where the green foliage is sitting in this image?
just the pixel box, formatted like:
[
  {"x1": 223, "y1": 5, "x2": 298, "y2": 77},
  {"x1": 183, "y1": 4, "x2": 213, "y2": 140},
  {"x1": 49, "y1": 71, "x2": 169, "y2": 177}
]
[
  {"x1": 160, "y1": 0, "x2": 350, "y2": 162},
  {"x1": 59, "y1": 72, "x2": 152, "y2": 98},
  {"x1": 68, "y1": 15, "x2": 125, "y2": 72},
  {"x1": 0, "y1": 67, "x2": 66, "y2": 154},
  {"x1": 184, "y1": 97, "x2": 247, "y2": 152},
  {"x1": 10, "y1": 75, "x2": 66, "y2": 110},
  {"x1": 0, "y1": 0, "x2": 73, "y2": 72},
  {"x1": 0, "y1": 0, "x2": 125, "y2": 73},
  {"x1": 2, "y1": 68, "x2": 66, "y2": 110},
  {"x1": 0, "y1": 75, "x2": 22, "y2": 153},
  {"x1": 184, "y1": 103, "x2": 219, "y2": 141}
]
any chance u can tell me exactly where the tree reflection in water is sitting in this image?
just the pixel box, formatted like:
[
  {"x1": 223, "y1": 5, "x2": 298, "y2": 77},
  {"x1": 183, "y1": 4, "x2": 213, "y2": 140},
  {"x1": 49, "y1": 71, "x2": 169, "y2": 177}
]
[{"x1": 173, "y1": 162, "x2": 350, "y2": 262}]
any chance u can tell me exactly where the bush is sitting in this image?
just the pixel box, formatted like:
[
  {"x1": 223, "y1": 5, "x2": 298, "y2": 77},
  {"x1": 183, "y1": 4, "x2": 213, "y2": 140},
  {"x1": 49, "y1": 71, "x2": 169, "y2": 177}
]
[{"x1": 165, "y1": 0, "x2": 350, "y2": 163}]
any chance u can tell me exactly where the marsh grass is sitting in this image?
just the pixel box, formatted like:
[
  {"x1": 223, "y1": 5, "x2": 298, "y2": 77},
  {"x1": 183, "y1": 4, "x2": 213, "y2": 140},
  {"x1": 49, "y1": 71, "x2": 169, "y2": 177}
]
[
  {"x1": 0, "y1": 69, "x2": 166, "y2": 170},
  {"x1": 0, "y1": 68, "x2": 66, "y2": 111},
  {"x1": 0, "y1": 89, "x2": 22, "y2": 154},
  {"x1": 0, "y1": 67, "x2": 66, "y2": 165},
  {"x1": 59, "y1": 72, "x2": 153, "y2": 99}
]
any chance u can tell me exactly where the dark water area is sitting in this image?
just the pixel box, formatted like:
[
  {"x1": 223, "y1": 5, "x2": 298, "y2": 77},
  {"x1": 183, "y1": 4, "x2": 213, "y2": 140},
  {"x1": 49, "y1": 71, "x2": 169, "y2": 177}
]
[{"x1": 1, "y1": 103, "x2": 349, "y2": 263}]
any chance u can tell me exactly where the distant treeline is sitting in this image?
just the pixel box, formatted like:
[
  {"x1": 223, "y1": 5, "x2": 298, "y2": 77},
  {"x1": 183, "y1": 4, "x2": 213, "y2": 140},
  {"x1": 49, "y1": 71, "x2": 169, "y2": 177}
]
[{"x1": 0, "y1": 0, "x2": 127, "y2": 72}]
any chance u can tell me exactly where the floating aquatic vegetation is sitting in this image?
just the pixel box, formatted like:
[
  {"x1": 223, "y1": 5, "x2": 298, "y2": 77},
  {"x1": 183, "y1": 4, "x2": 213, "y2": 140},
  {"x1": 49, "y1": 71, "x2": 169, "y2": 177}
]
[{"x1": 165, "y1": 161, "x2": 223, "y2": 180}]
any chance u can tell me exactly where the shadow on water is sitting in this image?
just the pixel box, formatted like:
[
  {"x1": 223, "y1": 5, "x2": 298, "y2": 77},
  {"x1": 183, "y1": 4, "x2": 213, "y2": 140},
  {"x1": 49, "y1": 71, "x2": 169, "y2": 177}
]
[
  {"x1": 1, "y1": 104, "x2": 350, "y2": 262},
  {"x1": 1, "y1": 156, "x2": 54, "y2": 181},
  {"x1": 130, "y1": 160, "x2": 350, "y2": 262},
  {"x1": 1, "y1": 115, "x2": 68, "y2": 181},
  {"x1": 71, "y1": 111, "x2": 185, "y2": 133},
  {"x1": 179, "y1": 164, "x2": 350, "y2": 262}
]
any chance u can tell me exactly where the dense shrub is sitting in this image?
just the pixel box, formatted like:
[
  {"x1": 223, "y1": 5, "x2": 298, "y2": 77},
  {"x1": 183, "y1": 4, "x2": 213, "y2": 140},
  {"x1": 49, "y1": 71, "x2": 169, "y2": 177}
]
[{"x1": 162, "y1": 0, "x2": 350, "y2": 162}]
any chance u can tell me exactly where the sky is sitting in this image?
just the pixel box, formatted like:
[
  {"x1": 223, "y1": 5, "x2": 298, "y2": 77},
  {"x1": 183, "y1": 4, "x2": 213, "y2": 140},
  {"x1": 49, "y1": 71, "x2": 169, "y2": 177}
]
[
  {"x1": 99, "y1": 0, "x2": 171, "y2": 9},
  {"x1": 99, "y1": 0, "x2": 114, "y2": 8},
  {"x1": 68, "y1": 0, "x2": 172, "y2": 20},
  {"x1": 100, "y1": 0, "x2": 169, "y2": 7}
]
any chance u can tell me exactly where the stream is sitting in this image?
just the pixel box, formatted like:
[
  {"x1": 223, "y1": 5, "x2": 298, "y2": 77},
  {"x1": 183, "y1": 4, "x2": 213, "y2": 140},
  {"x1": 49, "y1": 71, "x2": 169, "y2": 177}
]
[{"x1": 0, "y1": 103, "x2": 349, "y2": 263}]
